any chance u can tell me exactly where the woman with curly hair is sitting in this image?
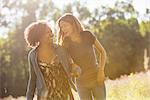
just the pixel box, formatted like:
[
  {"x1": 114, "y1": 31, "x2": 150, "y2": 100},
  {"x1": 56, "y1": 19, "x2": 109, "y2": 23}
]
[{"x1": 24, "y1": 20, "x2": 75, "y2": 100}]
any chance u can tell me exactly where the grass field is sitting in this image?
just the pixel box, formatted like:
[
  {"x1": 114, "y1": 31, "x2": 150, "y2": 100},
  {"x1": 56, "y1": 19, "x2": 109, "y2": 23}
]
[
  {"x1": 1, "y1": 70, "x2": 150, "y2": 100},
  {"x1": 105, "y1": 70, "x2": 150, "y2": 100}
]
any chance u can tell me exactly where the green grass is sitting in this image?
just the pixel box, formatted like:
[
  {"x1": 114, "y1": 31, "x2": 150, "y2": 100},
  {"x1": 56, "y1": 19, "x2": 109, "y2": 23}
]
[
  {"x1": 106, "y1": 70, "x2": 150, "y2": 100},
  {"x1": 2, "y1": 70, "x2": 150, "y2": 100}
]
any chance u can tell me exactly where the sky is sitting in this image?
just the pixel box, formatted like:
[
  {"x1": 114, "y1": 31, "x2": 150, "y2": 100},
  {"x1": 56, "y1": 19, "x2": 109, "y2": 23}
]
[
  {"x1": 0, "y1": 0, "x2": 150, "y2": 38},
  {"x1": 52, "y1": 0, "x2": 150, "y2": 16},
  {"x1": 51, "y1": 0, "x2": 150, "y2": 24}
]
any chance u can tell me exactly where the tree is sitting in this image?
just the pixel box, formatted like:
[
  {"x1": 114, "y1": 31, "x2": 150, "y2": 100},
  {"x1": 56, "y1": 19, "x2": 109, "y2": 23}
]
[
  {"x1": 0, "y1": 0, "x2": 38, "y2": 97},
  {"x1": 88, "y1": 0, "x2": 145, "y2": 79}
]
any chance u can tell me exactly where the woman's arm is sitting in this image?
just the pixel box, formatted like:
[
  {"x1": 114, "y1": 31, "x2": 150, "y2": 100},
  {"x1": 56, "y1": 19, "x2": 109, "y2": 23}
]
[
  {"x1": 94, "y1": 39, "x2": 107, "y2": 85},
  {"x1": 66, "y1": 50, "x2": 81, "y2": 78},
  {"x1": 94, "y1": 39, "x2": 106, "y2": 70},
  {"x1": 26, "y1": 55, "x2": 36, "y2": 100},
  {"x1": 61, "y1": 43, "x2": 81, "y2": 77}
]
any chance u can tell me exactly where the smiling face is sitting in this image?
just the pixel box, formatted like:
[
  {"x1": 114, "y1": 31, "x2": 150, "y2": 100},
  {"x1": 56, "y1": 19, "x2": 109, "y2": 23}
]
[
  {"x1": 59, "y1": 20, "x2": 74, "y2": 37},
  {"x1": 40, "y1": 25, "x2": 54, "y2": 44},
  {"x1": 57, "y1": 14, "x2": 85, "y2": 44}
]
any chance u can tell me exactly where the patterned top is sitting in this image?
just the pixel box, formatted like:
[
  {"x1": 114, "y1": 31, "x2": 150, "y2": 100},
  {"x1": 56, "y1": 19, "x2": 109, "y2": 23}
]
[{"x1": 38, "y1": 57, "x2": 74, "y2": 100}]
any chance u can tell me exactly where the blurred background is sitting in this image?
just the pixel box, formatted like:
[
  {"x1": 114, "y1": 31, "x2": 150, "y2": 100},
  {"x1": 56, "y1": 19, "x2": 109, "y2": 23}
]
[{"x1": 0, "y1": 0, "x2": 150, "y2": 99}]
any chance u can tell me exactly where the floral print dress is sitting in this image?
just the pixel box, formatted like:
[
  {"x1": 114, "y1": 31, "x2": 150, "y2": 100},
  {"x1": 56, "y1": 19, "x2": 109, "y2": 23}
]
[{"x1": 38, "y1": 56, "x2": 73, "y2": 100}]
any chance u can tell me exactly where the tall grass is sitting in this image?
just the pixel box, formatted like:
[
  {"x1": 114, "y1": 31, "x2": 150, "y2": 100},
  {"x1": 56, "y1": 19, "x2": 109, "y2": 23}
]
[
  {"x1": 106, "y1": 70, "x2": 150, "y2": 100},
  {"x1": 1, "y1": 71, "x2": 150, "y2": 100}
]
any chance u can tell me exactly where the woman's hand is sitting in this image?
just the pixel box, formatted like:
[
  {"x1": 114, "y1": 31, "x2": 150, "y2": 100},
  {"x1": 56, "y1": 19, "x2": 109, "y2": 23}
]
[
  {"x1": 97, "y1": 69, "x2": 105, "y2": 86},
  {"x1": 71, "y1": 64, "x2": 82, "y2": 77}
]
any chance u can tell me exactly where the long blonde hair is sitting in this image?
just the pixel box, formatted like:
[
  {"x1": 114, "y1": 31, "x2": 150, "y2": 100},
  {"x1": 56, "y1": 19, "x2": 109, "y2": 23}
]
[{"x1": 56, "y1": 13, "x2": 84, "y2": 44}]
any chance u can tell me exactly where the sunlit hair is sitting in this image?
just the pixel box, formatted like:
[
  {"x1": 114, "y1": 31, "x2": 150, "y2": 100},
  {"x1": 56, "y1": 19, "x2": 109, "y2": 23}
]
[
  {"x1": 56, "y1": 13, "x2": 84, "y2": 44},
  {"x1": 24, "y1": 20, "x2": 49, "y2": 48}
]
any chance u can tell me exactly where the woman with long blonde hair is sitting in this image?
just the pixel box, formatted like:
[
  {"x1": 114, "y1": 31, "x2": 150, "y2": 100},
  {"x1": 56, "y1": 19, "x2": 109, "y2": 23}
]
[{"x1": 57, "y1": 13, "x2": 107, "y2": 100}]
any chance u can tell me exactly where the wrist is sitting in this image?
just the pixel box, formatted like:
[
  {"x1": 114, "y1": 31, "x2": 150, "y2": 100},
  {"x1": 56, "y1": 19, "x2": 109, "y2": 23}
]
[{"x1": 71, "y1": 63, "x2": 78, "y2": 68}]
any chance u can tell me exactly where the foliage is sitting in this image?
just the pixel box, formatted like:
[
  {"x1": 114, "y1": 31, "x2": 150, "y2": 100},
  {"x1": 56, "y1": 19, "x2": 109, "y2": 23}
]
[
  {"x1": 1, "y1": 71, "x2": 150, "y2": 100},
  {"x1": 0, "y1": 0, "x2": 149, "y2": 97},
  {"x1": 106, "y1": 71, "x2": 150, "y2": 100}
]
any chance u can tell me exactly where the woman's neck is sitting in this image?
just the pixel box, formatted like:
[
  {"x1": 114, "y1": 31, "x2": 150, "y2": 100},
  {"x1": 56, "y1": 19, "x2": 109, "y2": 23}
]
[
  {"x1": 70, "y1": 33, "x2": 81, "y2": 42},
  {"x1": 38, "y1": 42, "x2": 54, "y2": 52},
  {"x1": 37, "y1": 42, "x2": 56, "y2": 63}
]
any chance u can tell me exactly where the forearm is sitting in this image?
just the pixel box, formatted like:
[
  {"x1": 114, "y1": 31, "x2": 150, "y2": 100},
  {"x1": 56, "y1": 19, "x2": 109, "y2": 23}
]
[
  {"x1": 94, "y1": 39, "x2": 106, "y2": 70},
  {"x1": 98, "y1": 50, "x2": 106, "y2": 70}
]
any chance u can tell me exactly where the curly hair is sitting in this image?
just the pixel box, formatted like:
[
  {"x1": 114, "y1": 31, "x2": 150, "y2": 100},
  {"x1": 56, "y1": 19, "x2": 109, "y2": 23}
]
[{"x1": 24, "y1": 20, "x2": 48, "y2": 48}]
